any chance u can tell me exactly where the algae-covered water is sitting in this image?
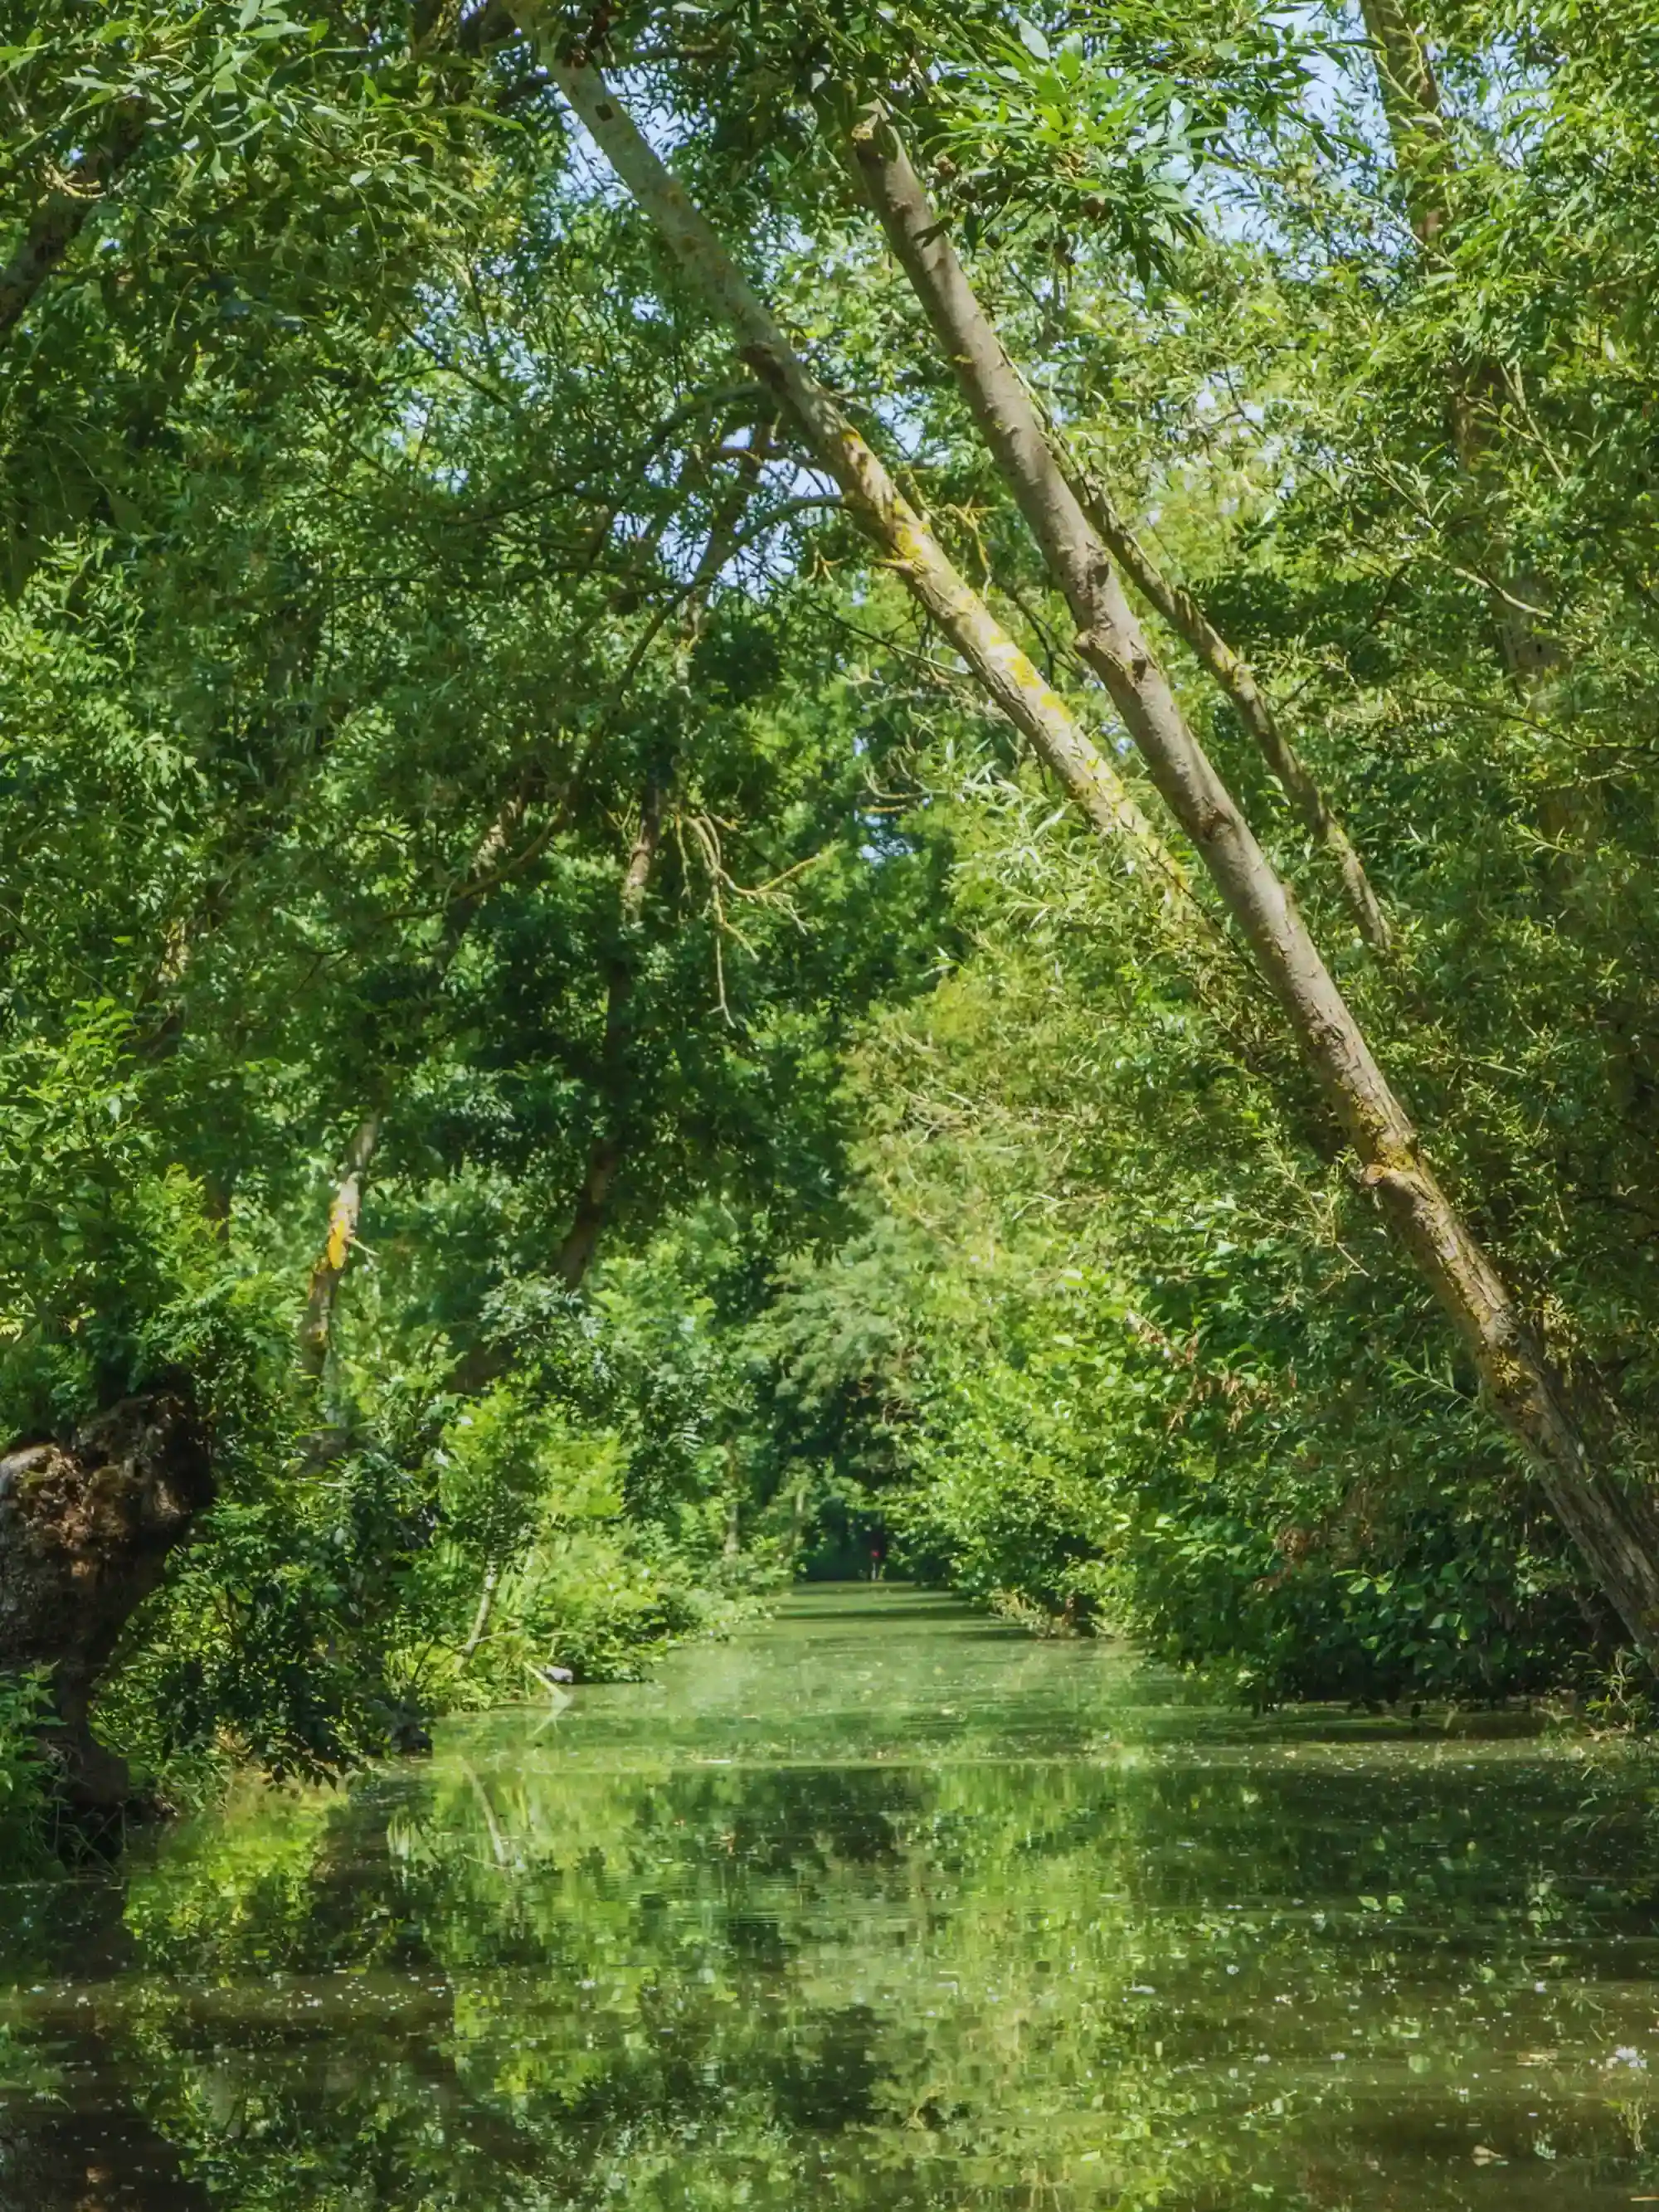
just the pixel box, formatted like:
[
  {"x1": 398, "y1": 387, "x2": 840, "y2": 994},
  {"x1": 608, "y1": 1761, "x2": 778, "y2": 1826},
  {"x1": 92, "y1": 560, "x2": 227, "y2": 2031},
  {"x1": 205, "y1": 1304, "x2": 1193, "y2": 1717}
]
[{"x1": 5, "y1": 1584, "x2": 1659, "y2": 2208}]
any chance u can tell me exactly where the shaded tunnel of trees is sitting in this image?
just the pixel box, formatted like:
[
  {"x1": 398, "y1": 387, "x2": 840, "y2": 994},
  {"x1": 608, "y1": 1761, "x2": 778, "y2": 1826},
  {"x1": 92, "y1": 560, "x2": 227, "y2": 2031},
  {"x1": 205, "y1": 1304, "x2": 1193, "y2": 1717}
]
[{"x1": 5, "y1": 0, "x2": 1659, "y2": 1826}]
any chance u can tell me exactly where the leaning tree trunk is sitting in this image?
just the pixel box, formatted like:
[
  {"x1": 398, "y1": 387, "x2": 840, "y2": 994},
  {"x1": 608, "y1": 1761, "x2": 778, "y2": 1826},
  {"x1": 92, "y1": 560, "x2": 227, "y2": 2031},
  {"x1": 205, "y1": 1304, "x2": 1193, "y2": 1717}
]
[
  {"x1": 0, "y1": 1387, "x2": 213, "y2": 1810},
  {"x1": 0, "y1": 99, "x2": 148, "y2": 352},
  {"x1": 542, "y1": 52, "x2": 1659, "y2": 1665}
]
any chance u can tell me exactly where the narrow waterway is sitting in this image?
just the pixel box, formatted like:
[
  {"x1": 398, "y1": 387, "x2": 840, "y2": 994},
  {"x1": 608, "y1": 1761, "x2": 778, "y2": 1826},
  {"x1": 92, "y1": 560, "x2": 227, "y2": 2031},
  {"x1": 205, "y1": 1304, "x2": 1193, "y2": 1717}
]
[{"x1": 5, "y1": 1585, "x2": 1659, "y2": 2209}]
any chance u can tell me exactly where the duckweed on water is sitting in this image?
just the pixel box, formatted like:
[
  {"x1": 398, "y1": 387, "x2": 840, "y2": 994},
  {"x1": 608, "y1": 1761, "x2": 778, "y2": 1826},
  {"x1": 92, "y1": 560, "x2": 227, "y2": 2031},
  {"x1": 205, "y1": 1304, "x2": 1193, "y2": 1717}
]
[{"x1": 4, "y1": 1588, "x2": 1659, "y2": 2208}]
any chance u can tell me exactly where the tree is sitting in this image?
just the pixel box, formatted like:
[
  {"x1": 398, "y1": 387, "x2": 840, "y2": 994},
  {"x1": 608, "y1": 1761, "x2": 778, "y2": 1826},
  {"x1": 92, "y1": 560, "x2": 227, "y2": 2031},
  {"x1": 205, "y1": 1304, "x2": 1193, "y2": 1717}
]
[{"x1": 538, "y1": 42, "x2": 1659, "y2": 1660}]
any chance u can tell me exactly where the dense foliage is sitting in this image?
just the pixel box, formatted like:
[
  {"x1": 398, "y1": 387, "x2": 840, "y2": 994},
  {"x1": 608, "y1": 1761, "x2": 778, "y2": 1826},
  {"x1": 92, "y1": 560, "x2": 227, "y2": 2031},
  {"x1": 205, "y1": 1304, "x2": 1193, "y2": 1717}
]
[{"x1": 6, "y1": 0, "x2": 1659, "y2": 1822}]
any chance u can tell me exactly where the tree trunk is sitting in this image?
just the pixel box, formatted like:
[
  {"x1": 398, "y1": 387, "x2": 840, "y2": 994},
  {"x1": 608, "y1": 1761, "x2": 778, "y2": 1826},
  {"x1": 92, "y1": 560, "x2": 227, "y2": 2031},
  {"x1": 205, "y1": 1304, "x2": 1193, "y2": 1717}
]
[
  {"x1": 1057, "y1": 454, "x2": 1391, "y2": 953},
  {"x1": 1356, "y1": 0, "x2": 1453, "y2": 250},
  {"x1": 555, "y1": 781, "x2": 661, "y2": 1288},
  {"x1": 544, "y1": 55, "x2": 1659, "y2": 1664},
  {"x1": 452, "y1": 438, "x2": 779, "y2": 1370},
  {"x1": 459, "y1": 1560, "x2": 501, "y2": 1665},
  {"x1": 844, "y1": 111, "x2": 1659, "y2": 1661},
  {"x1": 298, "y1": 1116, "x2": 381, "y2": 1381},
  {"x1": 0, "y1": 100, "x2": 148, "y2": 351},
  {"x1": 0, "y1": 1387, "x2": 212, "y2": 1809},
  {"x1": 298, "y1": 786, "x2": 577, "y2": 1402},
  {"x1": 723, "y1": 1483, "x2": 742, "y2": 1559},
  {"x1": 0, "y1": 4, "x2": 526, "y2": 358},
  {"x1": 551, "y1": 415, "x2": 795, "y2": 1291}
]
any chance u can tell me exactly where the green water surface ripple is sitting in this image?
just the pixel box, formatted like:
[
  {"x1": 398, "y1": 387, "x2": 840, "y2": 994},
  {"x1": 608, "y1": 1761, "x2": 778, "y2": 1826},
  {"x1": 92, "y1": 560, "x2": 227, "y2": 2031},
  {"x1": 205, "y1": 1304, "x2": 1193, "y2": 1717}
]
[{"x1": 5, "y1": 1584, "x2": 1659, "y2": 2208}]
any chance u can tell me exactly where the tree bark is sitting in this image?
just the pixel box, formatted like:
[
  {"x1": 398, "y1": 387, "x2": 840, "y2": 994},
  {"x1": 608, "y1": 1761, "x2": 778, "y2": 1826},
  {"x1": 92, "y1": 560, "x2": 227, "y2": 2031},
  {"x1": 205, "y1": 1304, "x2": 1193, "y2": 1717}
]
[
  {"x1": 542, "y1": 55, "x2": 1659, "y2": 1664},
  {"x1": 855, "y1": 124, "x2": 1383, "y2": 951},
  {"x1": 459, "y1": 1559, "x2": 501, "y2": 1664},
  {"x1": 0, "y1": 1387, "x2": 212, "y2": 1809},
  {"x1": 1354, "y1": 0, "x2": 1475, "y2": 475},
  {"x1": 298, "y1": 1116, "x2": 381, "y2": 1381},
  {"x1": 1356, "y1": 0, "x2": 1452, "y2": 251},
  {"x1": 0, "y1": 5, "x2": 523, "y2": 358}
]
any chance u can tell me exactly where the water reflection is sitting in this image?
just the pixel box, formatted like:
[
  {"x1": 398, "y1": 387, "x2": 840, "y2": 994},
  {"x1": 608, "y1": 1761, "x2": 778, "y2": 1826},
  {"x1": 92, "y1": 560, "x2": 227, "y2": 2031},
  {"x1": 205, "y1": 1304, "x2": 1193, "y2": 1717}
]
[{"x1": 4, "y1": 1585, "x2": 1659, "y2": 2207}]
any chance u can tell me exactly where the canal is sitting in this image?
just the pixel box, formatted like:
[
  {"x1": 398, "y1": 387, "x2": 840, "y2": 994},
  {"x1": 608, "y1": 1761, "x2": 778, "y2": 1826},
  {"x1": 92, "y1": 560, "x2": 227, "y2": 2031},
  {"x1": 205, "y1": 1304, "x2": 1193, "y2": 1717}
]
[{"x1": 3, "y1": 1584, "x2": 1659, "y2": 2207}]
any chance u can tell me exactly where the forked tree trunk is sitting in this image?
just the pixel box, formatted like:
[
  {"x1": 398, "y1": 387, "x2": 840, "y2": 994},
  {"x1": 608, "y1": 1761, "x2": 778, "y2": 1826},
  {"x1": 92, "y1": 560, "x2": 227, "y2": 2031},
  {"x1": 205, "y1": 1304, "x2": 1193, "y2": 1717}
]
[
  {"x1": 849, "y1": 114, "x2": 1659, "y2": 1661},
  {"x1": 545, "y1": 55, "x2": 1659, "y2": 1664}
]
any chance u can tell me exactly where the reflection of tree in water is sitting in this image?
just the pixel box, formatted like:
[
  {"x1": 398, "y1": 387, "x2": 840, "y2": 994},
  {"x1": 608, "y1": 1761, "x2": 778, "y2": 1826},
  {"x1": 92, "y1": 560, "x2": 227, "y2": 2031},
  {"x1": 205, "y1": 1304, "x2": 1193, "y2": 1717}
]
[
  {"x1": 0, "y1": 2098, "x2": 208, "y2": 2212},
  {"x1": 0, "y1": 1878, "x2": 211, "y2": 2212},
  {"x1": 56, "y1": 1755, "x2": 1167, "y2": 2210},
  {"x1": 10, "y1": 1664, "x2": 1659, "y2": 2207}
]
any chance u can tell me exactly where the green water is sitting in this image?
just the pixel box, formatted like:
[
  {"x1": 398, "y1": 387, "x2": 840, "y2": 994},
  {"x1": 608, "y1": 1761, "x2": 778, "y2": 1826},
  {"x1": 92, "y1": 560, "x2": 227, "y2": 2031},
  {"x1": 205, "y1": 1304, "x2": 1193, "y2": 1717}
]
[{"x1": 6, "y1": 1586, "x2": 1659, "y2": 2210}]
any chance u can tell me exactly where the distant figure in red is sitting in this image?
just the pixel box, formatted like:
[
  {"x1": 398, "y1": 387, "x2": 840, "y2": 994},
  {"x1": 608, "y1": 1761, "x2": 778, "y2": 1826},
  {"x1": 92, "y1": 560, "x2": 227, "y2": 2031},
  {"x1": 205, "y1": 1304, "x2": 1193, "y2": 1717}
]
[{"x1": 868, "y1": 1534, "x2": 886, "y2": 1582}]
